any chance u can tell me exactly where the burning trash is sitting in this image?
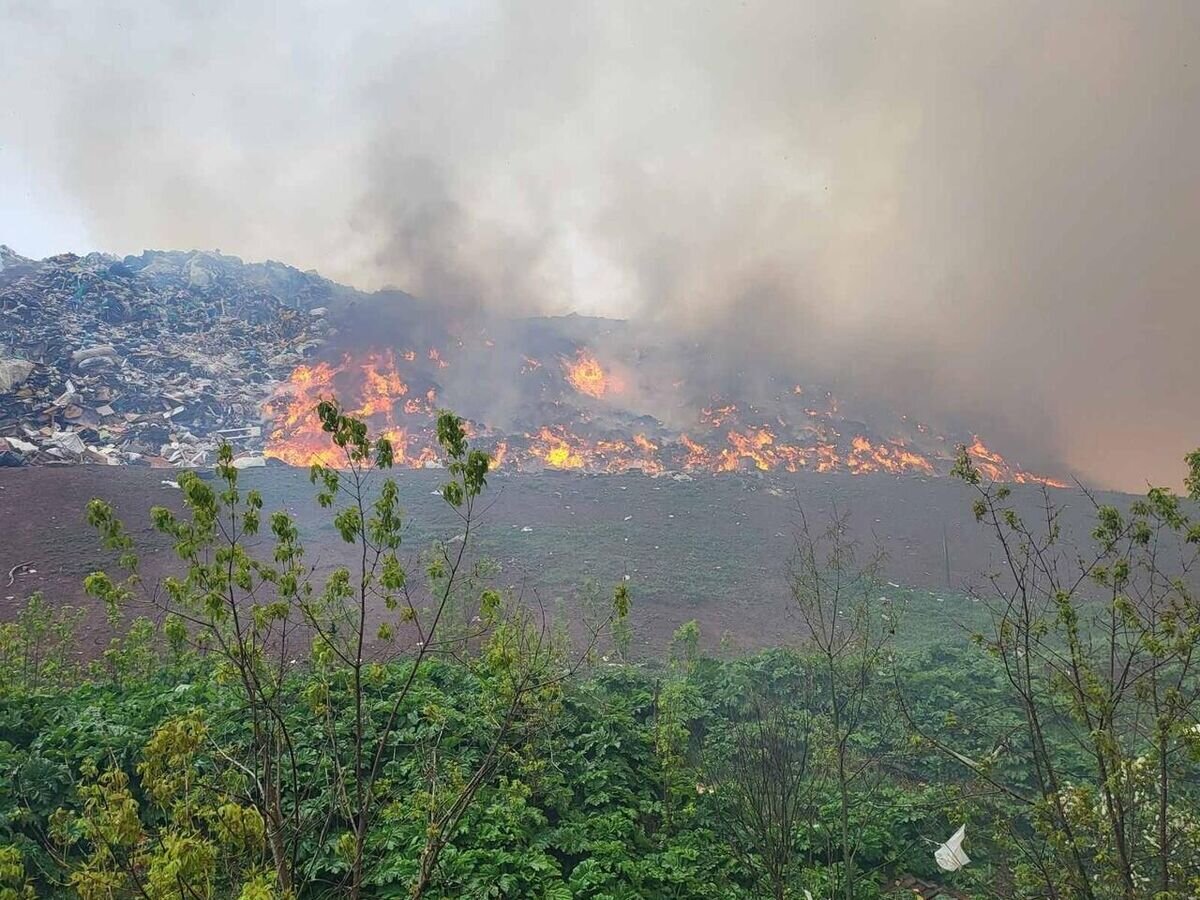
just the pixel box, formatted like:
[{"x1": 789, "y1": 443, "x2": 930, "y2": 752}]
[
  {"x1": 563, "y1": 350, "x2": 617, "y2": 399},
  {"x1": 2, "y1": 244, "x2": 1066, "y2": 486}
]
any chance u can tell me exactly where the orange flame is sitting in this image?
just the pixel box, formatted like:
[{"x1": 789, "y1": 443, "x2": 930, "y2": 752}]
[
  {"x1": 531, "y1": 426, "x2": 585, "y2": 469},
  {"x1": 563, "y1": 350, "x2": 615, "y2": 398},
  {"x1": 263, "y1": 359, "x2": 348, "y2": 468},
  {"x1": 847, "y1": 435, "x2": 935, "y2": 476},
  {"x1": 356, "y1": 351, "x2": 408, "y2": 417},
  {"x1": 967, "y1": 437, "x2": 1068, "y2": 488},
  {"x1": 490, "y1": 441, "x2": 508, "y2": 469},
  {"x1": 265, "y1": 350, "x2": 440, "y2": 469}
]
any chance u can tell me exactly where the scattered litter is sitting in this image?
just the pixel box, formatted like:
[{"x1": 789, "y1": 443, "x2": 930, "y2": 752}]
[{"x1": 6, "y1": 562, "x2": 33, "y2": 588}]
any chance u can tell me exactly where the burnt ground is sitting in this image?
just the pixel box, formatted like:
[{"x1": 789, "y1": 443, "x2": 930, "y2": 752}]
[{"x1": 0, "y1": 466, "x2": 1135, "y2": 658}]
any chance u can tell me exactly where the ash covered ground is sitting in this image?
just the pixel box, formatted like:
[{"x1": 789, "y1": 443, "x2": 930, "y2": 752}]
[{"x1": 0, "y1": 464, "x2": 1126, "y2": 658}]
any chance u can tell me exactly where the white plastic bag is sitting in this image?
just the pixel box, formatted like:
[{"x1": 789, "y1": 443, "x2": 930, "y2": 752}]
[{"x1": 935, "y1": 824, "x2": 970, "y2": 871}]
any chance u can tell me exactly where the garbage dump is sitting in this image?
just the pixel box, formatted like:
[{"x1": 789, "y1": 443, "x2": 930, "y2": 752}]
[{"x1": 0, "y1": 246, "x2": 336, "y2": 468}]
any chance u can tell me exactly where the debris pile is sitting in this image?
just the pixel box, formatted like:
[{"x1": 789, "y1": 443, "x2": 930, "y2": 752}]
[
  {"x1": 0, "y1": 246, "x2": 337, "y2": 468},
  {"x1": 1, "y1": 243, "x2": 1067, "y2": 484}
]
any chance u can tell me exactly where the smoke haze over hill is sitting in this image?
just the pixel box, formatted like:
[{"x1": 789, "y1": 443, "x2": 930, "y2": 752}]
[{"x1": 3, "y1": 1, "x2": 1199, "y2": 489}]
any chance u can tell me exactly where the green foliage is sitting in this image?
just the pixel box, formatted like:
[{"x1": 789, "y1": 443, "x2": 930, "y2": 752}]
[
  {"x1": 6, "y1": 409, "x2": 1200, "y2": 898},
  {"x1": 1, "y1": 626, "x2": 1148, "y2": 899},
  {"x1": 0, "y1": 845, "x2": 35, "y2": 900},
  {"x1": 944, "y1": 443, "x2": 1200, "y2": 898},
  {"x1": 0, "y1": 594, "x2": 83, "y2": 697},
  {"x1": 15, "y1": 400, "x2": 629, "y2": 899}
]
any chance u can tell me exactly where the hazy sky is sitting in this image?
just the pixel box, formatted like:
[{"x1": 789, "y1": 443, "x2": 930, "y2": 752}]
[{"x1": 2, "y1": 1, "x2": 1198, "y2": 489}]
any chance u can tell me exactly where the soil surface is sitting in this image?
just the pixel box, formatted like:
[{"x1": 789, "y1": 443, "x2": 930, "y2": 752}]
[{"x1": 0, "y1": 466, "x2": 1132, "y2": 657}]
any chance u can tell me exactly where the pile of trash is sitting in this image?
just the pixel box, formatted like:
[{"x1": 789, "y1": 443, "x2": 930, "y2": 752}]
[{"x1": 0, "y1": 245, "x2": 339, "y2": 468}]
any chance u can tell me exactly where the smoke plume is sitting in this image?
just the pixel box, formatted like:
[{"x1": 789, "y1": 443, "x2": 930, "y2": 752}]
[{"x1": 3, "y1": 1, "x2": 1198, "y2": 489}]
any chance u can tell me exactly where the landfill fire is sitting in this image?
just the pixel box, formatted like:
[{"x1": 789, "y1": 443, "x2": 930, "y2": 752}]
[
  {"x1": 263, "y1": 344, "x2": 1066, "y2": 486},
  {"x1": 0, "y1": 247, "x2": 1065, "y2": 486}
]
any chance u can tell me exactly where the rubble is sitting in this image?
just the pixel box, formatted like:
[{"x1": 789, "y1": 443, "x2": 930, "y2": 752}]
[{"x1": 0, "y1": 246, "x2": 340, "y2": 468}]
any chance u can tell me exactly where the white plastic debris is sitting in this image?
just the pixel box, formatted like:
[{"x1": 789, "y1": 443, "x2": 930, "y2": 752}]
[
  {"x1": 0, "y1": 358, "x2": 34, "y2": 392},
  {"x1": 935, "y1": 824, "x2": 970, "y2": 872},
  {"x1": 50, "y1": 431, "x2": 86, "y2": 455}
]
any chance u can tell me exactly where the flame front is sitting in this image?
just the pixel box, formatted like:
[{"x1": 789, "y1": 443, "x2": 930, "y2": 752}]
[
  {"x1": 263, "y1": 345, "x2": 1063, "y2": 485},
  {"x1": 265, "y1": 350, "x2": 443, "y2": 469},
  {"x1": 967, "y1": 437, "x2": 1068, "y2": 488}
]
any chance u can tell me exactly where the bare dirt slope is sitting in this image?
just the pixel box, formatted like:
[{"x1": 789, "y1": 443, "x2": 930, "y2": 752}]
[{"x1": 0, "y1": 466, "x2": 1131, "y2": 656}]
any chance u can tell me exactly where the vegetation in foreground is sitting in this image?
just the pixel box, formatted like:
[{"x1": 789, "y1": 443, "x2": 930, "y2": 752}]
[{"x1": 2, "y1": 403, "x2": 1200, "y2": 899}]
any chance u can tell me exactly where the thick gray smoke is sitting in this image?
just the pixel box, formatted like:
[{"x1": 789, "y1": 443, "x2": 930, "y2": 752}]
[{"x1": 3, "y1": 1, "x2": 1199, "y2": 490}]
